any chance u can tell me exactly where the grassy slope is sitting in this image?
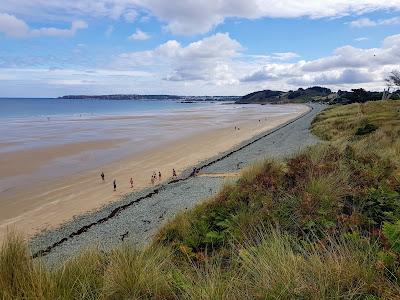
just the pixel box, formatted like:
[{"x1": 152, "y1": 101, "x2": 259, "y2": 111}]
[{"x1": 1, "y1": 101, "x2": 400, "y2": 299}]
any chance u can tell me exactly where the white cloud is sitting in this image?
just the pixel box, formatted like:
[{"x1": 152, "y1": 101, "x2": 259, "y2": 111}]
[
  {"x1": 160, "y1": 33, "x2": 241, "y2": 82},
  {"x1": 129, "y1": 28, "x2": 150, "y2": 40},
  {"x1": 140, "y1": 0, "x2": 400, "y2": 34},
  {"x1": 271, "y1": 52, "x2": 300, "y2": 61},
  {"x1": 240, "y1": 33, "x2": 400, "y2": 91},
  {"x1": 0, "y1": 13, "x2": 29, "y2": 37},
  {"x1": 241, "y1": 68, "x2": 280, "y2": 82},
  {"x1": 355, "y1": 37, "x2": 368, "y2": 42},
  {"x1": 31, "y1": 20, "x2": 88, "y2": 37},
  {"x1": 1, "y1": 1, "x2": 400, "y2": 35},
  {"x1": 301, "y1": 34, "x2": 400, "y2": 72},
  {"x1": 288, "y1": 68, "x2": 375, "y2": 86},
  {"x1": 349, "y1": 17, "x2": 377, "y2": 27},
  {"x1": 350, "y1": 16, "x2": 400, "y2": 28},
  {"x1": 0, "y1": 13, "x2": 87, "y2": 38},
  {"x1": 119, "y1": 33, "x2": 242, "y2": 82},
  {"x1": 116, "y1": 33, "x2": 244, "y2": 87}
]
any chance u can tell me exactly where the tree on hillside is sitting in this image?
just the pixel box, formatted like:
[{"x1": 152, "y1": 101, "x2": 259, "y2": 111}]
[
  {"x1": 386, "y1": 70, "x2": 400, "y2": 87},
  {"x1": 383, "y1": 70, "x2": 400, "y2": 100}
]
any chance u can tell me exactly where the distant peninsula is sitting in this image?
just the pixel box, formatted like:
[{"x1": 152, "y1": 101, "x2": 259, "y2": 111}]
[{"x1": 58, "y1": 94, "x2": 240, "y2": 102}]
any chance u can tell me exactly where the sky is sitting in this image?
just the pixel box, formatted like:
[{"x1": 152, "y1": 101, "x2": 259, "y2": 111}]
[{"x1": 0, "y1": 1, "x2": 400, "y2": 97}]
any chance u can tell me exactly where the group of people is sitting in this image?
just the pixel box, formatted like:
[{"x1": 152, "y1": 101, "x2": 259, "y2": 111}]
[
  {"x1": 101, "y1": 172, "x2": 118, "y2": 191},
  {"x1": 150, "y1": 171, "x2": 162, "y2": 185},
  {"x1": 100, "y1": 168, "x2": 179, "y2": 191}
]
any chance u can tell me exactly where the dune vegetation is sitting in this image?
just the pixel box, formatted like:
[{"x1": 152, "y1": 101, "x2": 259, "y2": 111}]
[{"x1": 1, "y1": 100, "x2": 400, "y2": 299}]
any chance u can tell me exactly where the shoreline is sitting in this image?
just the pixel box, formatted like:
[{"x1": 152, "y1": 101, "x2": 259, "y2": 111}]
[
  {"x1": 0, "y1": 104, "x2": 309, "y2": 243},
  {"x1": 30, "y1": 103, "x2": 325, "y2": 265}
]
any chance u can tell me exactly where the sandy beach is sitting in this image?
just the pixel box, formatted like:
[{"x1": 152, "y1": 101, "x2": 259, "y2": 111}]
[{"x1": 0, "y1": 104, "x2": 308, "y2": 242}]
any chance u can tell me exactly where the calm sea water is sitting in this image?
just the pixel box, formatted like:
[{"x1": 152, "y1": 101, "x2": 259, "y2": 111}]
[
  {"x1": 0, "y1": 98, "x2": 216, "y2": 153},
  {"x1": 0, "y1": 98, "x2": 207, "y2": 119}
]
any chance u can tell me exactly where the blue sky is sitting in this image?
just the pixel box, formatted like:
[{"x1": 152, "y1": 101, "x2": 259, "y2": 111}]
[{"x1": 0, "y1": 1, "x2": 399, "y2": 97}]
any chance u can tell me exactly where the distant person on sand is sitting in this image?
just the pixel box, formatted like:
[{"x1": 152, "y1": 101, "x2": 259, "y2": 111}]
[
  {"x1": 234, "y1": 126, "x2": 237, "y2": 130},
  {"x1": 130, "y1": 177, "x2": 133, "y2": 188},
  {"x1": 113, "y1": 179, "x2": 117, "y2": 191},
  {"x1": 101, "y1": 171, "x2": 105, "y2": 181},
  {"x1": 172, "y1": 168, "x2": 177, "y2": 178},
  {"x1": 191, "y1": 167, "x2": 198, "y2": 176},
  {"x1": 151, "y1": 175, "x2": 155, "y2": 185},
  {"x1": 158, "y1": 171, "x2": 162, "y2": 181}
]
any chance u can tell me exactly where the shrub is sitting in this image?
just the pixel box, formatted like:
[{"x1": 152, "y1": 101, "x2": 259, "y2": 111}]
[
  {"x1": 383, "y1": 220, "x2": 400, "y2": 253},
  {"x1": 355, "y1": 123, "x2": 378, "y2": 136},
  {"x1": 358, "y1": 186, "x2": 400, "y2": 226}
]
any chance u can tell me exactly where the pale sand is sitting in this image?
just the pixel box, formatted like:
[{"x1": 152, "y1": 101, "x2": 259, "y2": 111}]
[
  {"x1": 0, "y1": 105, "x2": 309, "y2": 242},
  {"x1": 0, "y1": 139, "x2": 127, "y2": 178}
]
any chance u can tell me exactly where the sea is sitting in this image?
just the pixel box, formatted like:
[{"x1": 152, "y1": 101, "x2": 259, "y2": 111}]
[
  {"x1": 0, "y1": 98, "x2": 213, "y2": 154},
  {"x1": 0, "y1": 98, "x2": 207, "y2": 119}
]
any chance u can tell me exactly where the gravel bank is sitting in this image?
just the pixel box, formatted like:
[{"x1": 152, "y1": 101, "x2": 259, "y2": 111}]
[{"x1": 30, "y1": 104, "x2": 326, "y2": 266}]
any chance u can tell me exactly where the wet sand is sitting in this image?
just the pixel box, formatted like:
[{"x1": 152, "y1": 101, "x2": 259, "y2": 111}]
[{"x1": 0, "y1": 104, "x2": 309, "y2": 242}]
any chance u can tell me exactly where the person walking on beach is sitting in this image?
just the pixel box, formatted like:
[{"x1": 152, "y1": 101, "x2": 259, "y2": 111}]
[
  {"x1": 158, "y1": 171, "x2": 162, "y2": 181},
  {"x1": 130, "y1": 177, "x2": 133, "y2": 188},
  {"x1": 101, "y1": 171, "x2": 105, "y2": 182},
  {"x1": 191, "y1": 167, "x2": 198, "y2": 177},
  {"x1": 172, "y1": 168, "x2": 177, "y2": 178},
  {"x1": 113, "y1": 179, "x2": 117, "y2": 191},
  {"x1": 151, "y1": 175, "x2": 155, "y2": 185}
]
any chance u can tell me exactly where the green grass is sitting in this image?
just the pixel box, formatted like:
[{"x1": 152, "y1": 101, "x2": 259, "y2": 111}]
[{"x1": 1, "y1": 100, "x2": 400, "y2": 299}]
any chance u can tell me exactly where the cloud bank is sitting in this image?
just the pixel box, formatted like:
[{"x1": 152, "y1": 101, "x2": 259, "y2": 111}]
[
  {"x1": 113, "y1": 32, "x2": 400, "y2": 92},
  {"x1": 1, "y1": 0, "x2": 400, "y2": 35}
]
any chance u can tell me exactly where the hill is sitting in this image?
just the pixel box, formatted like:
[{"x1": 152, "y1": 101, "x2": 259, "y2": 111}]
[
  {"x1": 238, "y1": 86, "x2": 400, "y2": 105},
  {"x1": 237, "y1": 86, "x2": 334, "y2": 104}
]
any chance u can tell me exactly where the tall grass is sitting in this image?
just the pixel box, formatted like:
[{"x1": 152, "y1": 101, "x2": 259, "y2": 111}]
[
  {"x1": 0, "y1": 233, "x2": 176, "y2": 299},
  {"x1": 53, "y1": 248, "x2": 105, "y2": 299},
  {"x1": 3, "y1": 229, "x2": 398, "y2": 299},
  {"x1": 238, "y1": 229, "x2": 395, "y2": 299},
  {"x1": 102, "y1": 245, "x2": 175, "y2": 299},
  {"x1": 0, "y1": 232, "x2": 54, "y2": 299}
]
